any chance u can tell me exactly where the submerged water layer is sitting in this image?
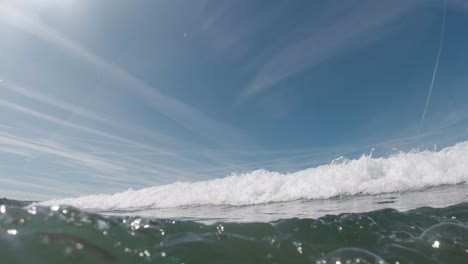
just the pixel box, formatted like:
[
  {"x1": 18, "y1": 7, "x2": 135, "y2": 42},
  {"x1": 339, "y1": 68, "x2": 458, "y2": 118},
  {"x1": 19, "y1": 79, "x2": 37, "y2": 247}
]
[{"x1": 2, "y1": 200, "x2": 468, "y2": 263}]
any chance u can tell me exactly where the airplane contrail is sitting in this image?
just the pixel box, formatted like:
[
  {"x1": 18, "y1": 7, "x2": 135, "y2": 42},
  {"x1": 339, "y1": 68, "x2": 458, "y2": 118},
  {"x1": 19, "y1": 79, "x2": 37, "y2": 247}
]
[{"x1": 420, "y1": 0, "x2": 447, "y2": 128}]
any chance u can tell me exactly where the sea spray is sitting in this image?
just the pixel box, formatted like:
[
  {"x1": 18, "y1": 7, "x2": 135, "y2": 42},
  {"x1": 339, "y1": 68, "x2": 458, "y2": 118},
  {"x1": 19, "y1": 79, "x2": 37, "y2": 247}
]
[{"x1": 40, "y1": 141, "x2": 468, "y2": 210}]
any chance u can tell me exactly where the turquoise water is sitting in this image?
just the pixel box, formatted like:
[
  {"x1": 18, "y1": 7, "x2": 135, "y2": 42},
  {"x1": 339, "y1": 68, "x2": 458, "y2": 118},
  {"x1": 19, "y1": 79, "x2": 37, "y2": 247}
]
[{"x1": 2, "y1": 185, "x2": 468, "y2": 263}]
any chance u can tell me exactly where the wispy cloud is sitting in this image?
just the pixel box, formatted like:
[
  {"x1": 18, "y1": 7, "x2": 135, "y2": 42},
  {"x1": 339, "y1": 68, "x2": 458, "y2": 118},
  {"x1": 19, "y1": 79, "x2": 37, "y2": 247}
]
[
  {"x1": 1, "y1": 80, "x2": 119, "y2": 129},
  {"x1": 0, "y1": 2, "x2": 250, "y2": 147},
  {"x1": 0, "y1": 130, "x2": 181, "y2": 188},
  {"x1": 239, "y1": 0, "x2": 424, "y2": 100},
  {"x1": 0, "y1": 79, "x2": 187, "y2": 151},
  {"x1": 0, "y1": 131, "x2": 126, "y2": 174},
  {"x1": 0, "y1": 81, "x2": 244, "y2": 180},
  {"x1": 0, "y1": 91, "x2": 246, "y2": 188},
  {"x1": 0, "y1": 145, "x2": 35, "y2": 157},
  {"x1": 198, "y1": 1, "x2": 289, "y2": 61},
  {"x1": 0, "y1": 82, "x2": 251, "y2": 188},
  {"x1": 0, "y1": 97, "x2": 173, "y2": 155}
]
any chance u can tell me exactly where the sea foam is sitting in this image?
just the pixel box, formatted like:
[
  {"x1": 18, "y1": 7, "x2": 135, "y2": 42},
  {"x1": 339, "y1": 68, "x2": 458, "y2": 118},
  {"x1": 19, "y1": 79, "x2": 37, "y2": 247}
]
[{"x1": 41, "y1": 141, "x2": 468, "y2": 209}]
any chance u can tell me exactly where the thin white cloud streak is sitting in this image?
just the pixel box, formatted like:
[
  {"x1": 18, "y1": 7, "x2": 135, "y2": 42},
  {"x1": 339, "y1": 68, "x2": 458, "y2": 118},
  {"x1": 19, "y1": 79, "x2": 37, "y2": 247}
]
[
  {"x1": 0, "y1": 95, "x2": 238, "y2": 182},
  {"x1": 420, "y1": 0, "x2": 447, "y2": 128},
  {"x1": 0, "y1": 80, "x2": 186, "y2": 150},
  {"x1": 240, "y1": 0, "x2": 423, "y2": 99},
  {"x1": 0, "y1": 78, "x2": 245, "y2": 174},
  {"x1": 59, "y1": 142, "x2": 210, "y2": 182},
  {"x1": 0, "y1": 129, "x2": 199, "y2": 185},
  {"x1": 0, "y1": 146, "x2": 35, "y2": 157},
  {"x1": 0, "y1": 3, "x2": 250, "y2": 147},
  {"x1": 0, "y1": 131, "x2": 126, "y2": 174},
  {"x1": 0, "y1": 133, "x2": 167, "y2": 188},
  {"x1": 2, "y1": 119, "x2": 223, "y2": 182},
  {"x1": 0, "y1": 169, "x2": 131, "y2": 200},
  {"x1": 0, "y1": 97, "x2": 173, "y2": 156},
  {"x1": 0, "y1": 177, "x2": 67, "y2": 194},
  {"x1": 0, "y1": 81, "x2": 111, "y2": 126},
  {"x1": 199, "y1": 1, "x2": 287, "y2": 61}
]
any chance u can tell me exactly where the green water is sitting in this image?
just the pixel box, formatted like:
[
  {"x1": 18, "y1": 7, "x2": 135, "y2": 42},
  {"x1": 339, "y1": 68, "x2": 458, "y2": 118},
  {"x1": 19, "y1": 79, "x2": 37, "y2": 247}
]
[{"x1": 1, "y1": 199, "x2": 468, "y2": 263}]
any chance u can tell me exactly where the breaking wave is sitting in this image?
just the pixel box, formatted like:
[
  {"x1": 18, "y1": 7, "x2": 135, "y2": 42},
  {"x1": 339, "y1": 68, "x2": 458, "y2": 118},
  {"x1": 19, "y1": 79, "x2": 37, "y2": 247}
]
[{"x1": 41, "y1": 141, "x2": 468, "y2": 209}]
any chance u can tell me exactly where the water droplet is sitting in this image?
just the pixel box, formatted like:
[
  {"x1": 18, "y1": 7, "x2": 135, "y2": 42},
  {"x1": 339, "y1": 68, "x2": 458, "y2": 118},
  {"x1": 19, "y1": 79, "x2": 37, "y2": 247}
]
[
  {"x1": 130, "y1": 219, "x2": 141, "y2": 230},
  {"x1": 318, "y1": 248, "x2": 387, "y2": 264},
  {"x1": 64, "y1": 247, "x2": 72, "y2": 254},
  {"x1": 293, "y1": 242, "x2": 303, "y2": 254},
  {"x1": 97, "y1": 219, "x2": 109, "y2": 230},
  {"x1": 27, "y1": 206, "x2": 36, "y2": 215}
]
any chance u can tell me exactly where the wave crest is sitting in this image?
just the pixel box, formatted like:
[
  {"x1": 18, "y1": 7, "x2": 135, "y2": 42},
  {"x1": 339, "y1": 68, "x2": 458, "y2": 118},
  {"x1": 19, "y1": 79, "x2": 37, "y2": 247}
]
[{"x1": 41, "y1": 141, "x2": 468, "y2": 209}]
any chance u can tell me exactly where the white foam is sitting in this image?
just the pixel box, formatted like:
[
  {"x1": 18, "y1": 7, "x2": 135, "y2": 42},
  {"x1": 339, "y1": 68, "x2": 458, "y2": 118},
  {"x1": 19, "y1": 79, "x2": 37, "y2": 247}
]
[{"x1": 41, "y1": 141, "x2": 468, "y2": 209}]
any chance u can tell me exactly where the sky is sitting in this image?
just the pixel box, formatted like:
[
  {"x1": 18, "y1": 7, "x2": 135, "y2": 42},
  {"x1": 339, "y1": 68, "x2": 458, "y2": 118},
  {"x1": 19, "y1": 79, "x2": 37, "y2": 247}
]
[{"x1": 0, "y1": 0, "x2": 467, "y2": 201}]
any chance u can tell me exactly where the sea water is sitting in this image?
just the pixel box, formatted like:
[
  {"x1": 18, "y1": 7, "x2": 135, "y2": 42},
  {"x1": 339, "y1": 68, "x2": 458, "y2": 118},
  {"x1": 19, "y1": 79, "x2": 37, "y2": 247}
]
[{"x1": 1, "y1": 141, "x2": 468, "y2": 263}]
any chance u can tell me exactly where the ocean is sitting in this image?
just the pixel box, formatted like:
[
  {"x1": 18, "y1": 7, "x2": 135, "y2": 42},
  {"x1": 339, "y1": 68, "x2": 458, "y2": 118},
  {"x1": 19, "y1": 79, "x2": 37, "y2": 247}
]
[{"x1": 1, "y1": 141, "x2": 468, "y2": 263}]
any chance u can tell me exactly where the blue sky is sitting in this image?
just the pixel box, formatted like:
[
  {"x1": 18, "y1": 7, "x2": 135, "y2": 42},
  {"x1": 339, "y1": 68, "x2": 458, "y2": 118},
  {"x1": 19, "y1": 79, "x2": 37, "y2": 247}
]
[{"x1": 0, "y1": 0, "x2": 467, "y2": 200}]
